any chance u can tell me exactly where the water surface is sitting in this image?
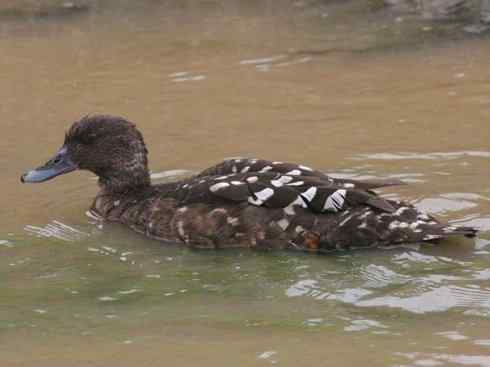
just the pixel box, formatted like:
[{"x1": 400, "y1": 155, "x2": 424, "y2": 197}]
[{"x1": 1, "y1": 1, "x2": 490, "y2": 366}]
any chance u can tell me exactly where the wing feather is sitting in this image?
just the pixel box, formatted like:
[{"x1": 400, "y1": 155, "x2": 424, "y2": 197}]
[
  {"x1": 195, "y1": 158, "x2": 406, "y2": 191},
  {"x1": 177, "y1": 170, "x2": 396, "y2": 214}
]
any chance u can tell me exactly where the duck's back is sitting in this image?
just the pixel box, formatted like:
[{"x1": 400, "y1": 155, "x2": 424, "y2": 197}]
[{"x1": 91, "y1": 158, "x2": 476, "y2": 251}]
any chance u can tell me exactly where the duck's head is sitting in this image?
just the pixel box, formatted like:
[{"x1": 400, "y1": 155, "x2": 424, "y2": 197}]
[{"x1": 21, "y1": 115, "x2": 150, "y2": 192}]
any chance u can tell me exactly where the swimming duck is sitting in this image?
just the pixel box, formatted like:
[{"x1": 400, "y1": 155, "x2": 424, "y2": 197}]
[{"x1": 21, "y1": 115, "x2": 476, "y2": 251}]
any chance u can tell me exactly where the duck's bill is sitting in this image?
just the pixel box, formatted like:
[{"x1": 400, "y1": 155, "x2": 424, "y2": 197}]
[{"x1": 21, "y1": 147, "x2": 77, "y2": 183}]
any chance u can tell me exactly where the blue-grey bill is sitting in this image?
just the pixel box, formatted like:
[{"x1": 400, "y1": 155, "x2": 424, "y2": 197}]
[{"x1": 21, "y1": 146, "x2": 77, "y2": 183}]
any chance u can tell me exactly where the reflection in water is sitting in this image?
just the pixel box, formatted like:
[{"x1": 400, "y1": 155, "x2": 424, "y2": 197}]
[{"x1": 1, "y1": 1, "x2": 490, "y2": 366}]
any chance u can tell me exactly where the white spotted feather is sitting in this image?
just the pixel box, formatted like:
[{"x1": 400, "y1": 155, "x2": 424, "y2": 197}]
[{"x1": 323, "y1": 189, "x2": 346, "y2": 212}]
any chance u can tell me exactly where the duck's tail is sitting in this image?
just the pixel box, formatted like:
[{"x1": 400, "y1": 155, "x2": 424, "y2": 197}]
[
  {"x1": 435, "y1": 224, "x2": 478, "y2": 239},
  {"x1": 377, "y1": 202, "x2": 479, "y2": 244},
  {"x1": 314, "y1": 200, "x2": 478, "y2": 251}
]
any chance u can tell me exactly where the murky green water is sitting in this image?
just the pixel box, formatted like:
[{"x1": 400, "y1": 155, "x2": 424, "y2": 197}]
[{"x1": 1, "y1": 1, "x2": 490, "y2": 366}]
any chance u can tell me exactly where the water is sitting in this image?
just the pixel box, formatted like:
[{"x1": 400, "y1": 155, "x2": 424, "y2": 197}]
[{"x1": 1, "y1": 1, "x2": 490, "y2": 366}]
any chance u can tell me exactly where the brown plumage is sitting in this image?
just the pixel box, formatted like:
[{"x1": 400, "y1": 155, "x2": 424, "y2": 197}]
[{"x1": 21, "y1": 115, "x2": 477, "y2": 252}]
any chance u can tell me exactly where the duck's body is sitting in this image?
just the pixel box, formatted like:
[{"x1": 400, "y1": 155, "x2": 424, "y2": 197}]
[{"x1": 22, "y1": 115, "x2": 476, "y2": 252}]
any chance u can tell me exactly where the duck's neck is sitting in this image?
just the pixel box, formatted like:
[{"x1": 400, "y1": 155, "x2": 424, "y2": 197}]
[{"x1": 97, "y1": 166, "x2": 151, "y2": 194}]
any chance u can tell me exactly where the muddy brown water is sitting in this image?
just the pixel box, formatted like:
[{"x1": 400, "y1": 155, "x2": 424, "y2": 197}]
[{"x1": 1, "y1": 1, "x2": 490, "y2": 366}]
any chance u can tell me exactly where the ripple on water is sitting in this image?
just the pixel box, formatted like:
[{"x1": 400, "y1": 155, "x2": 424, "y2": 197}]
[
  {"x1": 360, "y1": 264, "x2": 410, "y2": 288},
  {"x1": 443, "y1": 192, "x2": 488, "y2": 201},
  {"x1": 284, "y1": 244, "x2": 490, "y2": 318},
  {"x1": 450, "y1": 216, "x2": 490, "y2": 232},
  {"x1": 436, "y1": 331, "x2": 469, "y2": 341},
  {"x1": 239, "y1": 54, "x2": 312, "y2": 72},
  {"x1": 168, "y1": 71, "x2": 206, "y2": 83},
  {"x1": 344, "y1": 319, "x2": 388, "y2": 332},
  {"x1": 146, "y1": 274, "x2": 161, "y2": 279},
  {"x1": 356, "y1": 285, "x2": 490, "y2": 314},
  {"x1": 396, "y1": 352, "x2": 490, "y2": 367},
  {"x1": 414, "y1": 197, "x2": 478, "y2": 214},
  {"x1": 303, "y1": 317, "x2": 325, "y2": 327},
  {"x1": 117, "y1": 289, "x2": 142, "y2": 295},
  {"x1": 285, "y1": 279, "x2": 319, "y2": 298},
  {"x1": 257, "y1": 350, "x2": 278, "y2": 364},
  {"x1": 239, "y1": 55, "x2": 285, "y2": 65},
  {"x1": 276, "y1": 56, "x2": 312, "y2": 68},
  {"x1": 286, "y1": 278, "x2": 373, "y2": 302},
  {"x1": 472, "y1": 269, "x2": 490, "y2": 280},
  {"x1": 386, "y1": 172, "x2": 427, "y2": 183},
  {"x1": 474, "y1": 340, "x2": 490, "y2": 347},
  {"x1": 393, "y1": 251, "x2": 470, "y2": 267},
  {"x1": 392, "y1": 251, "x2": 439, "y2": 265},
  {"x1": 98, "y1": 296, "x2": 118, "y2": 302},
  {"x1": 475, "y1": 238, "x2": 490, "y2": 250},
  {"x1": 354, "y1": 151, "x2": 490, "y2": 161},
  {"x1": 0, "y1": 239, "x2": 13, "y2": 248},
  {"x1": 24, "y1": 220, "x2": 89, "y2": 242}
]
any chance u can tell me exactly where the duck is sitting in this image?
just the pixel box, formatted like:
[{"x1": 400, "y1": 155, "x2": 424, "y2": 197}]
[{"x1": 21, "y1": 115, "x2": 477, "y2": 251}]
